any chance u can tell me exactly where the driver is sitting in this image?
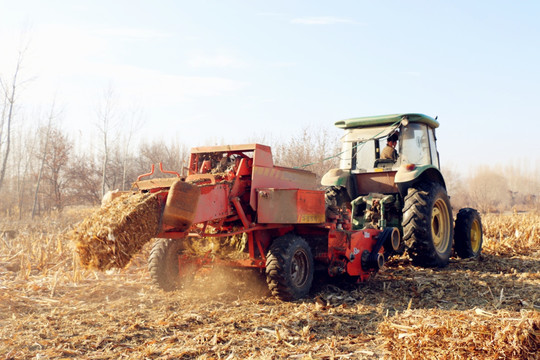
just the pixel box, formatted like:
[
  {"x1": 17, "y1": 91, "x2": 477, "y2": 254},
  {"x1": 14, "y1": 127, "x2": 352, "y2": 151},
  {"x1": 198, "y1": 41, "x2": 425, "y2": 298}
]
[{"x1": 381, "y1": 132, "x2": 399, "y2": 161}]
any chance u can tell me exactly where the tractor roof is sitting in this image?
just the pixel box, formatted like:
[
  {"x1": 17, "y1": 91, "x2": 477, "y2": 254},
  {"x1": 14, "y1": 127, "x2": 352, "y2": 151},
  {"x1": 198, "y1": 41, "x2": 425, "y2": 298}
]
[{"x1": 335, "y1": 113, "x2": 439, "y2": 129}]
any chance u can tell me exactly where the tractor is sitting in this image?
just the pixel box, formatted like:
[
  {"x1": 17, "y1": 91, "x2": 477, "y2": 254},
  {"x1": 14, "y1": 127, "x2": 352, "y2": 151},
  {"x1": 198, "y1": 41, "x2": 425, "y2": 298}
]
[
  {"x1": 321, "y1": 113, "x2": 483, "y2": 267},
  {"x1": 114, "y1": 114, "x2": 482, "y2": 301}
]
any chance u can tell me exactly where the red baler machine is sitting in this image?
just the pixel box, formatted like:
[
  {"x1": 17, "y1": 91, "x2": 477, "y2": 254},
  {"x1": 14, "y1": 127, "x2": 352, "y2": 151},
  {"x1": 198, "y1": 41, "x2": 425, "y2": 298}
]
[{"x1": 133, "y1": 144, "x2": 398, "y2": 300}]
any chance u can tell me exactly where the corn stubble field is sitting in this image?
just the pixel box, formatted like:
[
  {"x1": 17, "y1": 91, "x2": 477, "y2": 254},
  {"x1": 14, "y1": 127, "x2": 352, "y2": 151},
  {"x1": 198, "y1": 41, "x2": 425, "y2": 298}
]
[{"x1": 0, "y1": 210, "x2": 538, "y2": 359}]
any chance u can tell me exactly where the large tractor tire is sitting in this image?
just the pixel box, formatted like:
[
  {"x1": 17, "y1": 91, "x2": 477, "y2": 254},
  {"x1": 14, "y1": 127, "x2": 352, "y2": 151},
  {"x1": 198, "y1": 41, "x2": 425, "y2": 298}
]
[
  {"x1": 402, "y1": 182, "x2": 454, "y2": 267},
  {"x1": 148, "y1": 238, "x2": 185, "y2": 291},
  {"x1": 265, "y1": 234, "x2": 314, "y2": 301},
  {"x1": 454, "y1": 208, "x2": 483, "y2": 258}
]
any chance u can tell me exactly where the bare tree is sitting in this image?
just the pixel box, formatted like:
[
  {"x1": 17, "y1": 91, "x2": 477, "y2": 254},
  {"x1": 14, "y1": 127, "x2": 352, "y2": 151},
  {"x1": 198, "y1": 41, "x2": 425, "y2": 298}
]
[
  {"x1": 14, "y1": 121, "x2": 39, "y2": 219},
  {"x1": 96, "y1": 85, "x2": 118, "y2": 198},
  {"x1": 121, "y1": 105, "x2": 144, "y2": 190},
  {"x1": 31, "y1": 105, "x2": 56, "y2": 218},
  {"x1": 137, "y1": 139, "x2": 188, "y2": 177},
  {"x1": 501, "y1": 162, "x2": 540, "y2": 210},
  {"x1": 42, "y1": 126, "x2": 72, "y2": 212},
  {"x1": 441, "y1": 165, "x2": 470, "y2": 212},
  {"x1": 65, "y1": 152, "x2": 102, "y2": 205},
  {"x1": 272, "y1": 126, "x2": 341, "y2": 185},
  {"x1": 468, "y1": 168, "x2": 510, "y2": 213},
  {"x1": 0, "y1": 45, "x2": 28, "y2": 192}
]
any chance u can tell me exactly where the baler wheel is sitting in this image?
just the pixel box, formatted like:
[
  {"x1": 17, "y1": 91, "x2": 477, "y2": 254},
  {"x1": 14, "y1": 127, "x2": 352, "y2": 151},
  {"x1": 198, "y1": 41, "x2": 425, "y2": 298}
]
[
  {"x1": 454, "y1": 208, "x2": 483, "y2": 258},
  {"x1": 148, "y1": 238, "x2": 186, "y2": 291},
  {"x1": 265, "y1": 234, "x2": 314, "y2": 301},
  {"x1": 402, "y1": 182, "x2": 453, "y2": 267}
]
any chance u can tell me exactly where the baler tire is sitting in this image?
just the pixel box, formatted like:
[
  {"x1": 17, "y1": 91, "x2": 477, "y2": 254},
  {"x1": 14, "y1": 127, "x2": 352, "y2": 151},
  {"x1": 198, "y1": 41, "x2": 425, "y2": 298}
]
[
  {"x1": 454, "y1": 208, "x2": 483, "y2": 258},
  {"x1": 266, "y1": 234, "x2": 314, "y2": 301},
  {"x1": 402, "y1": 182, "x2": 453, "y2": 268},
  {"x1": 148, "y1": 238, "x2": 184, "y2": 291}
]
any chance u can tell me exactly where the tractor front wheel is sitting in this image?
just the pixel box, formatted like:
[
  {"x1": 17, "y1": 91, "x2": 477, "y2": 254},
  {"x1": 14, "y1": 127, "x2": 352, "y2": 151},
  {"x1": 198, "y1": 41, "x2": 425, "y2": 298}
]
[
  {"x1": 266, "y1": 234, "x2": 314, "y2": 301},
  {"x1": 148, "y1": 238, "x2": 186, "y2": 291},
  {"x1": 454, "y1": 208, "x2": 483, "y2": 258},
  {"x1": 403, "y1": 182, "x2": 454, "y2": 267}
]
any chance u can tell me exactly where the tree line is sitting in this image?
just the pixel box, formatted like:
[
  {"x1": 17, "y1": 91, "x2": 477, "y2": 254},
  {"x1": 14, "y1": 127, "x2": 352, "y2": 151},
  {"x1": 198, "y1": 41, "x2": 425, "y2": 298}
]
[
  {"x1": 1, "y1": 110, "x2": 535, "y2": 218},
  {"x1": 1, "y1": 44, "x2": 537, "y2": 218},
  {"x1": 0, "y1": 75, "x2": 340, "y2": 217},
  {"x1": 444, "y1": 165, "x2": 539, "y2": 214},
  {"x1": 0, "y1": 122, "x2": 341, "y2": 217},
  {"x1": 0, "y1": 42, "x2": 344, "y2": 218}
]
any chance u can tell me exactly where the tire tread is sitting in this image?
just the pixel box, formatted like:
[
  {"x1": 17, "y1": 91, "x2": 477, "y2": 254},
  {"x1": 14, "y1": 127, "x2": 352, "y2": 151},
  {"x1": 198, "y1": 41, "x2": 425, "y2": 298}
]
[
  {"x1": 402, "y1": 182, "x2": 453, "y2": 267},
  {"x1": 265, "y1": 234, "x2": 314, "y2": 301}
]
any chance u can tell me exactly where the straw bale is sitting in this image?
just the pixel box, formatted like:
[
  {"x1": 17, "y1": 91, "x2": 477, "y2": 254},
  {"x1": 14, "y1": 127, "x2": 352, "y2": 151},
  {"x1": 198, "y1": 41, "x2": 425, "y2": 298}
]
[{"x1": 71, "y1": 192, "x2": 161, "y2": 271}]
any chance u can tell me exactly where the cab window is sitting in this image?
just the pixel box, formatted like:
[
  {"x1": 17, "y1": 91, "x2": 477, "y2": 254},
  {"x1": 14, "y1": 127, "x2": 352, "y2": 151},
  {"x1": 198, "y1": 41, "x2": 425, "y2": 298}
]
[
  {"x1": 400, "y1": 123, "x2": 431, "y2": 165},
  {"x1": 428, "y1": 128, "x2": 439, "y2": 168}
]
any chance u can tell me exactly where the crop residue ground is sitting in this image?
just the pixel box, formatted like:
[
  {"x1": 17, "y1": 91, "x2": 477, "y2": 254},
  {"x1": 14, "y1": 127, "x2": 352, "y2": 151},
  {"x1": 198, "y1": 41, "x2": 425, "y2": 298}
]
[{"x1": 0, "y1": 212, "x2": 538, "y2": 359}]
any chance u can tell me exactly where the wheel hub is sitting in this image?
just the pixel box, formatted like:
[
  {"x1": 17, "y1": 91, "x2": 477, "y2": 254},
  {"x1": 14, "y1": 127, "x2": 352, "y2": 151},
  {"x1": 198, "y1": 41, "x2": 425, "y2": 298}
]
[
  {"x1": 291, "y1": 249, "x2": 309, "y2": 287},
  {"x1": 470, "y1": 219, "x2": 481, "y2": 253},
  {"x1": 431, "y1": 199, "x2": 450, "y2": 253}
]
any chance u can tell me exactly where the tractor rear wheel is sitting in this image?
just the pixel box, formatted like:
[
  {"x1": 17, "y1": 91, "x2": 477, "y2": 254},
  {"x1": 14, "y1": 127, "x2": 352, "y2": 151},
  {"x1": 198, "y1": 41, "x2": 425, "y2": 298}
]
[
  {"x1": 403, "y1": 182, "x2": 453, "y2": 267},
  {"x1": 148, "y1": 238, "x2": 185, "y2": 291},
  {"x1": 266, "y1": 234, "x2": 314, "y2": 301},
  {"x1": 454, "y1": 208, "x2": 483, "y2": 258}
]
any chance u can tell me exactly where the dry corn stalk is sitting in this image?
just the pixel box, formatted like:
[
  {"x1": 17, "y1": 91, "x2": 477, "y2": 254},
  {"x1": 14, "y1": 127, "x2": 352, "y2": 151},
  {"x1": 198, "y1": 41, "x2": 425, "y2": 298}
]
[
  {"x1": 184, "y1": 226, "x2": 249, "y2": 260},
  {"x1": 71, "y1": 192, "x2": 161, "y2": 270},
  {"x1": 482, "y1": 213, "x2": 540, "y2": 256},
  {"x1": 378, "y1": 309, "x2": 540, "y2": 359}
]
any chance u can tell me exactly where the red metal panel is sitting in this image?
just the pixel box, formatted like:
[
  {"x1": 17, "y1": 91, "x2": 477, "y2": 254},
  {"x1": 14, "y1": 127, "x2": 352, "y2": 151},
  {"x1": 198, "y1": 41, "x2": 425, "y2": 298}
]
[
  {"x1": 296, "y1": 190, "x2": 326, "y2": 223},
  {"x1": 257, "y1": 188, "x2": 325, "y2": 224},
  {"x1": 328, "y1": 230, "x2": 347, "y2": 254},
  {"x1": 346, "y1": 229, "x2": 380, "y2": 277},
  {"x1": 251, "y1": 144, "x2": 273, "y2": 168},
  {"x1": 191, "y1": 183, "x2": 232, "y2": 223},
  {"x1": 250, "y1": 166, "x2": 317, "y2": 210},
  {"x1": 327, "y1": 228, "x2": 382, "y2": 280}
]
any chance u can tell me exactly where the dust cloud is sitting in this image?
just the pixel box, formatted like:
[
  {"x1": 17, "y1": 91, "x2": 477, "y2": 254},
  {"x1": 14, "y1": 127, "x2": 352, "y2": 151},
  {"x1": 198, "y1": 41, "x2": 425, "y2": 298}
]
[{"x1": 179, "y1": 265, "x2": 271, "y2": 301}]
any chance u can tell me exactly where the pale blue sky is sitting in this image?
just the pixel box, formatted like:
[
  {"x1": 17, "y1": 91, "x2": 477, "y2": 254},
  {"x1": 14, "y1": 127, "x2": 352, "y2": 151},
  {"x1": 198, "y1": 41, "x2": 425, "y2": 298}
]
[{"x1": 1, "y1": 1, "x2": 539, "y2": 172}]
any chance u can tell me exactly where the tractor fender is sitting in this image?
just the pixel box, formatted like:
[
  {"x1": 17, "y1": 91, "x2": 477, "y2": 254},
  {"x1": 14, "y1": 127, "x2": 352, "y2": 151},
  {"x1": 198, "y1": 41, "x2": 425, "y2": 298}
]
[
  {"x1": 395, "y1": 164, "x2": 446, "y2": 196},
  {"x1": 321, "y1": 168, "x2": 350, "y2": 187}
]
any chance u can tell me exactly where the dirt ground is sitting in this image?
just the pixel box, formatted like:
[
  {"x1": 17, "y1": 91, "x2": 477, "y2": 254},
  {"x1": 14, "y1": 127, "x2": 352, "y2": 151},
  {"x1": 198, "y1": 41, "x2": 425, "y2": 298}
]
[{"x1": 0, "y1": 213, "x2": 538, "y2": 359}]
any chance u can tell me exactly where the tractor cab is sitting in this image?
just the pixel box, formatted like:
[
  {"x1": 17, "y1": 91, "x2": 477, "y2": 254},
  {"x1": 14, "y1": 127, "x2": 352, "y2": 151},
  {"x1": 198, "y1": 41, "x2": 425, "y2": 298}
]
[{"x1": 323, "y1": 113, "x2": 444, "y2": 199}]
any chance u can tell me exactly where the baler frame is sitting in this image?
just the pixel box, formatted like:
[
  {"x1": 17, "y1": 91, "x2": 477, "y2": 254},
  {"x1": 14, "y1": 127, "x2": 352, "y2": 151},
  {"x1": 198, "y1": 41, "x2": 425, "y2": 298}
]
[{"x1": 138, "y1": 144, "x2": 394, "y2": 300}]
